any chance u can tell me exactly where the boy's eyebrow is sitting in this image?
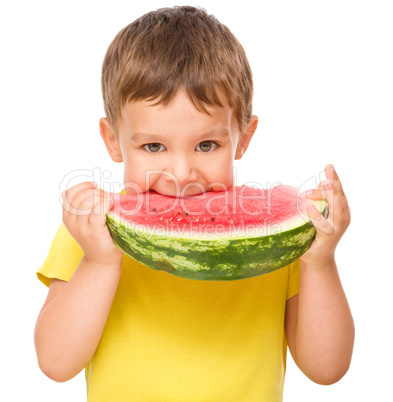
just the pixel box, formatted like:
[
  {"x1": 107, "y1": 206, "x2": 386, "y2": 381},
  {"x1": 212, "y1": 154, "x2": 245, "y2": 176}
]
[{"x1": 130, "y1": 129, "x2": 230, "y2": 142}]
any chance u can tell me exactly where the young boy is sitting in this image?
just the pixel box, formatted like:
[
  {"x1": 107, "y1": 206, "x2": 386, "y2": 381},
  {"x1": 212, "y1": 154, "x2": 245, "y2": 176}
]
[{"x1": 34, "y1": 6, "x2": 354, "y2": 401}]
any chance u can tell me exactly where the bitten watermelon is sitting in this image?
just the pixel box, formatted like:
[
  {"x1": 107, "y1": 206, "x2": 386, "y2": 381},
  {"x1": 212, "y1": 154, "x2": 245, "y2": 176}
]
[{"x1": 106, "y1": 185, "x2": 326, "y2": 280}]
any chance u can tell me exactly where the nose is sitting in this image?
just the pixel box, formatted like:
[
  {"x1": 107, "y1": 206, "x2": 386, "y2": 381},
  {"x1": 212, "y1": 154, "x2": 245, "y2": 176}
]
[{"x1": 166, "y1": 154, "x2": 199, "y2": 189}]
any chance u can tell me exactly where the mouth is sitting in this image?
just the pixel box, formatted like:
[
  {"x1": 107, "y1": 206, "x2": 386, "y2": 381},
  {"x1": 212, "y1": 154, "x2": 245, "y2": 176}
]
[
  {"x1": 147, "y1": 188, "x2": 211, "y2": 199},
  {"x1": 148, "y1": 184, "x2": 231, "y2": 198}
]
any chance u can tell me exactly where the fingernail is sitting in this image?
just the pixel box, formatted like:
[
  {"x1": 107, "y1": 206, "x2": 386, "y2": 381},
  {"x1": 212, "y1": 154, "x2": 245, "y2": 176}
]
[
  {"x1": 306, "y1": 190, "x2": 313, "y2": 197},
  {"x1": 61, "y1": 191, "x2": 65, "y2": 199}
]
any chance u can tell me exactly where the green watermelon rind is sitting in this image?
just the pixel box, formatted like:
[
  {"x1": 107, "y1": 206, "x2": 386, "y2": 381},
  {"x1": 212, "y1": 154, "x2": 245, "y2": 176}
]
[{"x1": 106, "y1": 199, "x2": 326, "y2": 281}]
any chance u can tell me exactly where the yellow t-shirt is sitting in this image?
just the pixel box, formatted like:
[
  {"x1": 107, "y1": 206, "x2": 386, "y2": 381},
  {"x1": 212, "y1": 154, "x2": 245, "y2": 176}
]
[{"x1": 37, "y1": 222, "x2": 300, "y2": 402}]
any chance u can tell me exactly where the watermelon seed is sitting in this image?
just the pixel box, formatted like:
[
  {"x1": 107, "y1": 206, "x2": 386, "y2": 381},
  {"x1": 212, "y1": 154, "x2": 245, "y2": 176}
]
[
  {"x1": 152, "y1": 209, "x2": 156, "y2": 212},
  {"x1": 211, "y1": 218, "x2": 215, "y2": 221},
  {"x1": 185, "y1": 213, "x2": 189, "y2": 216}
]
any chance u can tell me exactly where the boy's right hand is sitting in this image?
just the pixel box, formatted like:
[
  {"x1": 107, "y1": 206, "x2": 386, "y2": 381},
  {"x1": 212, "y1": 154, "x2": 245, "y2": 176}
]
[{"x1": 61, "y1": 181, "x2": 123, "y2": 266}]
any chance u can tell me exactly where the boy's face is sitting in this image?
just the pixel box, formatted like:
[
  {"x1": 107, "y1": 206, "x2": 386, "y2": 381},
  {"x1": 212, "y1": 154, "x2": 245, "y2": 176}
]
[{"x1": 100, "y1": 90, "x2": 258, "y2": 197}]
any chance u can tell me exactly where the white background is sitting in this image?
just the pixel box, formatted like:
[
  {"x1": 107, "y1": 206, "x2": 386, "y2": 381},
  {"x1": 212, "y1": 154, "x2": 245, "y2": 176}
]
[{"x1": 1, "y1": 0, "x2": 392, "y2": 401}]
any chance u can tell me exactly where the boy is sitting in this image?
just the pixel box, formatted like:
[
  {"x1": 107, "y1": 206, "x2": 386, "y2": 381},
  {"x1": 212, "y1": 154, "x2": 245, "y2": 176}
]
[{"x1": 34, "y1": 6, "x2": 354, "y2": 401}]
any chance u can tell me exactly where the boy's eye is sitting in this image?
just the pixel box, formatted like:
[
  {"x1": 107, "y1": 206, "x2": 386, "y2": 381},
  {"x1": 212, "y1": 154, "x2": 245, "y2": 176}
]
[
  {"x1": 143, "y1": 143, "x2": 165, "y2": 153},
  {"x1": 142, "y1": 141, "x2": 217, "y2": 153},
  {"x1": 196, "y1": 141, "x2": 217, "y2": 152}
]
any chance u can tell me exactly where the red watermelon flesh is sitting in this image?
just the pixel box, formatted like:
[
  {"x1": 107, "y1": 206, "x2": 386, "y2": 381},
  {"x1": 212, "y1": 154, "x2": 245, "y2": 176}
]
[{"x1": 111, "y1": 185, "x2": 310, "y2": 236}]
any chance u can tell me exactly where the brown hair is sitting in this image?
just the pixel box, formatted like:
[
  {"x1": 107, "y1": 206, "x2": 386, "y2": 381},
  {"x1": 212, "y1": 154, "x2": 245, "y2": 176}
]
[{"x1": 101, "y1": 6, "x2": 253, "y2": 134}]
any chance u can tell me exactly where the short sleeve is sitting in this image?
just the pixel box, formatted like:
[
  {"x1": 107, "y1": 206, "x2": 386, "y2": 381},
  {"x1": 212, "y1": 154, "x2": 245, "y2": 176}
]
[
  {"x1": 286, "y1": 259, "x2": 300, "y2": 299},
  {"x1": 37, "y1": 222, "x2": 83, "y2": 287}
]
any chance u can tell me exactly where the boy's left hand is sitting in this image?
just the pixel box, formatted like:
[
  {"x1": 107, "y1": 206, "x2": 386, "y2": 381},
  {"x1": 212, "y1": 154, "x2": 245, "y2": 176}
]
[{"x1": 302, "y1": 164, "x2": 351, "y2": 264}]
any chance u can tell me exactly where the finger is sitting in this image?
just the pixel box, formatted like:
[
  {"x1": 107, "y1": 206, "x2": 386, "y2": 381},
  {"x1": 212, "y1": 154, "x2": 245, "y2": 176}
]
[
  {"x1": 62, "y1": 182, "x2": 97, "y2": 216},
  {"x1": 90, "y1": 191, "x2": 114, "y2": 229},
  {"x1": 305, "y1": 178, "x2": 334, "y2": 200},
  {"x1": 68, "y1": 190, "x2": 109, "y2": 238},
  {"x1": 310, "y1": 180, "x2": 348, "y2": 233},
  {"x1": 324, "y1": 166, "x2": 351, "y2": 219},
  {"x1": 63, "y1": 188, "x2": 103, "y2": 237},
  {"x1": 318, "y1": 179, "x2": 333, "y2": 189},
  {"x1": 316, "y1": 181, "x2": 336, "y2": 224},
  {"x1": 306, "y1": 184, "x2": 331, "y2": 200},
  {"x1": 325, "y1": 164, "x2": 346, "y2": 197},
  {"x1": 62, "y1": 181, "x2": 97, "y2": 203},
  {"x1": 65, "y1": 186, "x2": 100, "y2": 219},
  {"x1": 306, "y1": 204, "x2": 334, "y2": 235}
]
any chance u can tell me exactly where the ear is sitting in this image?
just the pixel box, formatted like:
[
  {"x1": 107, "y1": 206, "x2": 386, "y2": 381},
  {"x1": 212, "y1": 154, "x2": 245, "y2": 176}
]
[
  {"x1": 99, "y1": 118, "x2": 123, "y2": 163},
  {"x1": 235, "y1": 115, "x2": 258, "y2": 160}
]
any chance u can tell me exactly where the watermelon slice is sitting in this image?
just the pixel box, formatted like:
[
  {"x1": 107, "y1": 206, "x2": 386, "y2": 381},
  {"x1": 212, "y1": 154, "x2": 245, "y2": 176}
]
[{"x1": 106, "y1": 185, "x2": 326, "y2": 280}]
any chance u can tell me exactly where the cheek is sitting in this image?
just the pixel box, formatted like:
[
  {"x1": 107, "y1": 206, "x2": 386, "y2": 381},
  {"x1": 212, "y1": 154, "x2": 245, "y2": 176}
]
[
  {"x1": 205, "y1": 154, "x2": 235, "y2": 184},
  {"x1": 122, "y1": 160, "x2": 148, "y2": 194}
]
